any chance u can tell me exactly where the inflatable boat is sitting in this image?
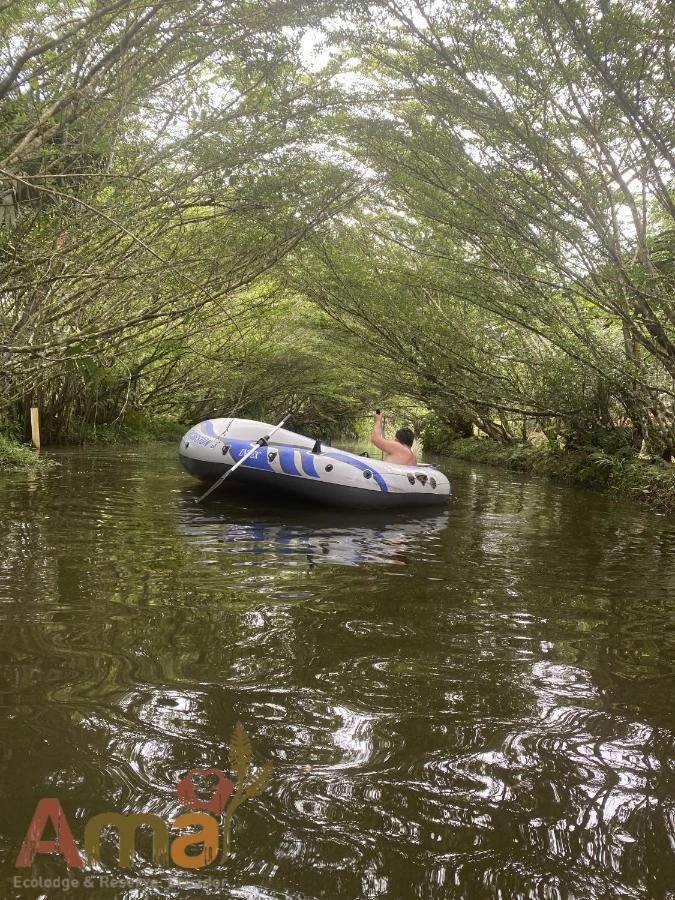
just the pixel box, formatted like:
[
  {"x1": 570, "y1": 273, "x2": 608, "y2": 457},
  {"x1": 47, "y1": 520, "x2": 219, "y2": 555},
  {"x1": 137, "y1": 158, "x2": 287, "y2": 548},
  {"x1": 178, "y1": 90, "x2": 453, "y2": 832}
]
[{"x1": 179, "y1": 417, "x2": 451, "y2": 509}]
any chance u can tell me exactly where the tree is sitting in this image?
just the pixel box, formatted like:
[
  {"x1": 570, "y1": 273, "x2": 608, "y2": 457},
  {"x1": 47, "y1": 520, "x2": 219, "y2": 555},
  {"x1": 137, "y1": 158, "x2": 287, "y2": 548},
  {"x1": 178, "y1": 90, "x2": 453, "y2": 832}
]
[
  {"x1": 0, "y1": 0, "x2": 361, "y2": 438},
  {"x1": 314, "y1": 0, "x2": 675, "y2": 450}
]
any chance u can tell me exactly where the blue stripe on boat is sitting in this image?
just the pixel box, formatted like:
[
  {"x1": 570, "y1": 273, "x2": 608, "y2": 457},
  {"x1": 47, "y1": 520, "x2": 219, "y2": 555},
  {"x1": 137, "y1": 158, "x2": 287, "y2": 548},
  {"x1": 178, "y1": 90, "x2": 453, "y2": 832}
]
[
  {"x1": 299, "y1": 451, "x2": 320, "y2": 478},
  {"x1": 227, "y1": 438, "x2": 274, "y2": 472},
  {"x1": 323, "y1": 450, "x2": 389, "y2": 493},
  {"x1": 279, "y1": 447, "x2": 301, "y2": 476}
]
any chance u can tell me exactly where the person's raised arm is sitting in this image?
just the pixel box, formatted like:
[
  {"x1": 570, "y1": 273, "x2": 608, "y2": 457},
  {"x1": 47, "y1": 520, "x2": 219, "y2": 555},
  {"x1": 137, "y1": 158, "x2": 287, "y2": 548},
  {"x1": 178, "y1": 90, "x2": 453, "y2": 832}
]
[
  {"x1": 371, "y1": 410, "x2": 384, "y2": 446},
  {"x1": 371, "y1": 411, "x2": 404, "y2": 454}
]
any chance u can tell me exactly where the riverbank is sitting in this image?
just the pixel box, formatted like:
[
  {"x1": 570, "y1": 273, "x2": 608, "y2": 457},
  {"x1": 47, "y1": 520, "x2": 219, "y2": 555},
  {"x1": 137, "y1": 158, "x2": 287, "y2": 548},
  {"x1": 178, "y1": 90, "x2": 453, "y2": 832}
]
[
  {"x1": 425, "y1": 433, "x2": 675, "y2": 512},
  {"x1": 0, "y1": 414, "x2": 187, "y2": 471},
  {"x1": 0, "y1": 435, "x2": 58, "y2": 472},
  {"x1": 79, "y1": 413, "x2": 188, "y2": 445}
]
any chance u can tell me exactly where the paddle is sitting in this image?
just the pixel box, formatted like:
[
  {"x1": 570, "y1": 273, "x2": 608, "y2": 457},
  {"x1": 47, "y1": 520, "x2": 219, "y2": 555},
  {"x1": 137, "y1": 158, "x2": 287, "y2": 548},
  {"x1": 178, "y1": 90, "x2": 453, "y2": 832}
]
[
  {"x1": 375, "y1": 408, "x2": 384, "y2": 460},
  {"x1": 195, "y1": 414, "x2": 291, "y2": 503}
]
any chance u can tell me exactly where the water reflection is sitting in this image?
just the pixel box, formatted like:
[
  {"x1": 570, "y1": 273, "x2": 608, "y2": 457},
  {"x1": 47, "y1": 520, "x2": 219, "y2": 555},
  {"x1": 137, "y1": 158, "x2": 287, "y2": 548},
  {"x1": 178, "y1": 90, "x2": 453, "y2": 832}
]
[{"x1": 179, "y1": 503, "x2": 449, "y2": 567}]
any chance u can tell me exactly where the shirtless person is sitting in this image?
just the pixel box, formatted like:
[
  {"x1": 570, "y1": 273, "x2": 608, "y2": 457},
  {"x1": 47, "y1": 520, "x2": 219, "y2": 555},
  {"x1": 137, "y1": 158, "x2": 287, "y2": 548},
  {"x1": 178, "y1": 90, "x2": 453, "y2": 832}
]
[{"x1": 371, "y1": 410, "x2": 417, "y2": 465}]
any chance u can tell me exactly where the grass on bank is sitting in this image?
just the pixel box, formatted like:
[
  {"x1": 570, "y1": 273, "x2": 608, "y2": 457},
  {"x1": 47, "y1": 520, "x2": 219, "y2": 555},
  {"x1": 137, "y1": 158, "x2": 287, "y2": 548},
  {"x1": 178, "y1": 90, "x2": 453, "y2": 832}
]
[
  {"x1": 422, "y1": 426, "x2": 675, "y2": 512},
  {"x1": 0, "y1": 434, "x2": 58, "y2": 472}
]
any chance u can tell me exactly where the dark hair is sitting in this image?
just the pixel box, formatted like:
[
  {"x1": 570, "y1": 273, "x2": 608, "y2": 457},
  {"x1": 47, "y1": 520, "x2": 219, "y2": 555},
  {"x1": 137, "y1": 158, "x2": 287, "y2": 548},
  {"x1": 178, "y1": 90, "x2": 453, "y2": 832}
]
[{"x1": 395, "y1": 426, "x2": 414, "y2": 447}]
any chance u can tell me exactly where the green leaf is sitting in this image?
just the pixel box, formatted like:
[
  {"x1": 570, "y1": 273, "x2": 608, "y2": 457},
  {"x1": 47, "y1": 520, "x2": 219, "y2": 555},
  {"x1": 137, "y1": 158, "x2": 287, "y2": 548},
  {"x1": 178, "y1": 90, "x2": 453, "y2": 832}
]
[{"x1": 229, "y1": 721, "x2": 252, "y2": 790}]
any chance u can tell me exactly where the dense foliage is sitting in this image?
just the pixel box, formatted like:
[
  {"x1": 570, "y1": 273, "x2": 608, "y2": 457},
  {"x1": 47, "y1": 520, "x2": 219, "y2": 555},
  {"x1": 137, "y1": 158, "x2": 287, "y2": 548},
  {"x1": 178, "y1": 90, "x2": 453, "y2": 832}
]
[
  {"x1": 1, "y1": 0, "x2": 673, "y2": 465},
  {"x1": 0, "y1": 0, "x2": 360, "y2": 439}
]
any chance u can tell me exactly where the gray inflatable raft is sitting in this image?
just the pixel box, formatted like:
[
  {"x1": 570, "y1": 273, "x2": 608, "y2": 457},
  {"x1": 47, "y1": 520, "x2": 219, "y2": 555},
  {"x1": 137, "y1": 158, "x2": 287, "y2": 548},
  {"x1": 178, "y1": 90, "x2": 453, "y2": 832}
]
[{"x1": 179, "y1": 417, "x2": 451, "y2": 510}]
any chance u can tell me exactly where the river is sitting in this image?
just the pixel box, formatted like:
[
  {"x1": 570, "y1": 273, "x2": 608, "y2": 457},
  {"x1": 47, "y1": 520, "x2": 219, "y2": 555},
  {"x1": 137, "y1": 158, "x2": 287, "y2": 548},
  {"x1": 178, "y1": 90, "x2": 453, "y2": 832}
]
[{"x1": 1, "y1": 444, "x2": 674, "y2": 899}]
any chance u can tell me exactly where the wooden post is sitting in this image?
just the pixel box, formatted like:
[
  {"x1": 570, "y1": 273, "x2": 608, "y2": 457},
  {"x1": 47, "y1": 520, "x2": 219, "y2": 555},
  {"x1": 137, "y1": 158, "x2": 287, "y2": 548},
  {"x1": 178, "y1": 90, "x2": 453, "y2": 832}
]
[{"x1": 30, "y1": 406, "x2": 41, "y2": 450}]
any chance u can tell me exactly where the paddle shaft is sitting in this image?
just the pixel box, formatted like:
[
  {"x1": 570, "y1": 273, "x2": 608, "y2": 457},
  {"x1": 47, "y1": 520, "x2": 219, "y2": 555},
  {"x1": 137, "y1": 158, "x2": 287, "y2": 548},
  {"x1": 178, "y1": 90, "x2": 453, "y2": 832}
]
[
  {"x1": 195, "y1": 414, "x2": 290, "y2": 503},
  {"x1": 375, "y1": 408, "x2": 384, "y2": 460}
]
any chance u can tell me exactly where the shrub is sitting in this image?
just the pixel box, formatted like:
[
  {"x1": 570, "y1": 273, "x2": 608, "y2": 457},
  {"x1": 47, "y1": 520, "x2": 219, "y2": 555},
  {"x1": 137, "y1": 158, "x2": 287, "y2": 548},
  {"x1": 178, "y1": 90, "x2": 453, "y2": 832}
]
[{"x1": 0, "y1": 434, "x2": 57, "y2": 471}]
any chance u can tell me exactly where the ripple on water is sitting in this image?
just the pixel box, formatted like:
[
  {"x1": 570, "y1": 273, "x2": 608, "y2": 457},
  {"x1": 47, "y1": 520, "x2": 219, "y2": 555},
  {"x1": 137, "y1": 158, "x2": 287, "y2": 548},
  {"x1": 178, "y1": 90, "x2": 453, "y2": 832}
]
[{"x1": 1, "y1": 449, "x2": 674, "y2": 898}]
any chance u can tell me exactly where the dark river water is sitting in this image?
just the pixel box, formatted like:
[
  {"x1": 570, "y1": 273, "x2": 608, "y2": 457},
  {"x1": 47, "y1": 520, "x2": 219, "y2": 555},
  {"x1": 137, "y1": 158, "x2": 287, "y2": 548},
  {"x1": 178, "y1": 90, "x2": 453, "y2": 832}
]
[{"x1": 1, "y1": 444, "x2": 674, "y2": 899}]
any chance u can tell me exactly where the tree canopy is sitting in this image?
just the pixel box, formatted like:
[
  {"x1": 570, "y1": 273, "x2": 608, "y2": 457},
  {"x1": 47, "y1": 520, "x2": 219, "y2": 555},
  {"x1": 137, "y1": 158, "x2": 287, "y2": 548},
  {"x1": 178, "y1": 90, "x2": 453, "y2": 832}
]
[{"x1": 1, "y1": 0, "x2": 673, "y2": 454}]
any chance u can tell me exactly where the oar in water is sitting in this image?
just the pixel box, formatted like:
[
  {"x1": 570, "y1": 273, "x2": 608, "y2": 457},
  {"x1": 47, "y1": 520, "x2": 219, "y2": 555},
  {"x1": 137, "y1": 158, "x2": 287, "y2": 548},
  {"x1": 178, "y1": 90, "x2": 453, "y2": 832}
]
[{"x1": 195, "y1": 414, "x2": 291, "y2": 504}]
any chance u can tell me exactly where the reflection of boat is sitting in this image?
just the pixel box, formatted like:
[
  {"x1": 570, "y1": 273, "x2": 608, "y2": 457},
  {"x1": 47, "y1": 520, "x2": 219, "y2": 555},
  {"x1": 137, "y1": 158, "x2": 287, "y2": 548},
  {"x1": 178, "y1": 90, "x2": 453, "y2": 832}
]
[
  {"x1": 179, "y1": 506, "x2": 449, "y2": 566},
  {"x1": 179, "y1": 418, "x2": 451, "y2": 509}
]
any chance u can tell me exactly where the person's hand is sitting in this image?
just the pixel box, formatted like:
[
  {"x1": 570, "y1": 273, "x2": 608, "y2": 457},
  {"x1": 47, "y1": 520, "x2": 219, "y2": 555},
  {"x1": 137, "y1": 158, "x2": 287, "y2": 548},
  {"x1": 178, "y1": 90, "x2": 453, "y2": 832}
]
[{"x1": 373, "y1": 409, "x2": 383, "y2": 422}]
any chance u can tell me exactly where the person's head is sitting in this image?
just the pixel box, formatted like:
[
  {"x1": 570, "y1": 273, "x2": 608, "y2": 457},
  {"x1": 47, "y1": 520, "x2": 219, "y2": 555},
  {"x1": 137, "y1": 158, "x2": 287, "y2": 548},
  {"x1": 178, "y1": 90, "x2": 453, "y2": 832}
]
[{"x1": 395, "y1": 426, "x2": 414, "y2": 448}]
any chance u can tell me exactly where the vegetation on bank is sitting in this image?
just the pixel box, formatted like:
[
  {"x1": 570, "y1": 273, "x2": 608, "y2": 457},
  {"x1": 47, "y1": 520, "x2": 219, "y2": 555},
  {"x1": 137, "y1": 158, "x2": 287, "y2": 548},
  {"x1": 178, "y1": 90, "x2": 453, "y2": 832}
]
[
  {"x1": 71, "y1": 414, "x2": 189, "y2": 446},
  {"x1": 422, "y1": 423, "x2": 675, "y2": 512},
  {"x1": 0, "y1": 435, "x2": 57, "y2": 472}
]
